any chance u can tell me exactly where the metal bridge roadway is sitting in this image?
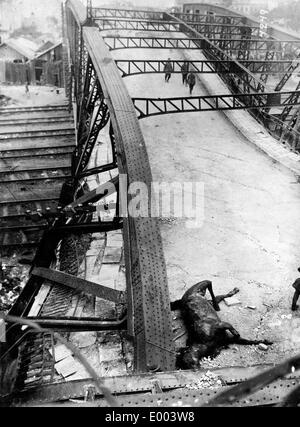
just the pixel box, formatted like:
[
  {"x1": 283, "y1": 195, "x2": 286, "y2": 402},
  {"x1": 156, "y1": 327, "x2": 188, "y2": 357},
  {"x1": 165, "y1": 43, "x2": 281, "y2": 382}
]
[{"x1": 2, "y1": 0, "x2": 300, "y2": 407}]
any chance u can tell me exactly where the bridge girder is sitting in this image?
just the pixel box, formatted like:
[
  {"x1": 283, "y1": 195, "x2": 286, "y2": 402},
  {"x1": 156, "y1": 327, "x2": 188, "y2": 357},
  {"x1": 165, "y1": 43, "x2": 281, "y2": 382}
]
[
  {"x1": 133, "y1": 91, "x2": 300, "y2": 119},
  {"x1": 115, "y1": 59, "x2": 293, "y2": 77}
]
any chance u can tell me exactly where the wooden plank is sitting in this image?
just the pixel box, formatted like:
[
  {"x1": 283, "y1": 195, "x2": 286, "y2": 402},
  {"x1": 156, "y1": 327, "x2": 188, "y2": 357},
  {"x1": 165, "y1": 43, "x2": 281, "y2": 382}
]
[
  {"x1": 27, "y1": 284, "x2": 52, "y2": 317},
  {"x1": 0, "y1": 157, "x2": 71, "y2": 173},
  {"x1": 0, "y1": 137, "x2": 75, "y2": 152},
  {"x1": 32, "y1": 267, "x2": 125, "y2": 304},
  {"x1": 0, "y1": 122, "x2": 74, "y2": 133},
  {"x1": 0, "y1": 170, "x2": 70, "y2": 183},
  {"x1": 1, "y1": 147, "x2": 74, "y2": 159}
]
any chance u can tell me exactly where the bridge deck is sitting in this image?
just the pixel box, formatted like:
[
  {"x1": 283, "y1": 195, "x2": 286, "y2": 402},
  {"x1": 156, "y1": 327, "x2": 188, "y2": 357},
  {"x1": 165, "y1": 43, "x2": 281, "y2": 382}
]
[{"x1": 113, "y1": 39, "x2": 300, "y2": 369}]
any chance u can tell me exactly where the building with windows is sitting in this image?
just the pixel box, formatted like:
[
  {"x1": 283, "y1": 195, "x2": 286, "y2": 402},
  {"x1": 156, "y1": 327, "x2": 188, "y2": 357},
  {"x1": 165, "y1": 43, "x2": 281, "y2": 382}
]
[{"x1": 175, "y1": 1, "x2": 280, "y2": 14}]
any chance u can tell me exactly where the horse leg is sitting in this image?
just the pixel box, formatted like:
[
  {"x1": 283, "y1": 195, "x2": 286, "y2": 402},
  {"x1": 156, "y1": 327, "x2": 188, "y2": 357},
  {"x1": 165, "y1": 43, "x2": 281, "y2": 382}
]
[{"x1": 215, "y1": 288, "x2": 240, "y2": 304}]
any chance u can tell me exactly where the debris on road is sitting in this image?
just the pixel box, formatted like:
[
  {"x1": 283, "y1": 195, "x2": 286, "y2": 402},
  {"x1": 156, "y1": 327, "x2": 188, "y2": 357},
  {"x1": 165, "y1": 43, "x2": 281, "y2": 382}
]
[
  {"x1": 258, "y1": 343, "x2": 269, "y2": 352},
  {"x1": 224, "y1": 296, "x2": 242, "y2": 307},
  {"x1": 186, "y1": 371, "x2": 223, "y2": 390}
]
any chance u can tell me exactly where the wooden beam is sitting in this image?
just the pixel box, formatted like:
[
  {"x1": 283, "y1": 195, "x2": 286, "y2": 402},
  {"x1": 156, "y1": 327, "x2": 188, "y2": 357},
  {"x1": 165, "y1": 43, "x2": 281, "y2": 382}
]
[{"x1": 32, "y1": 267, "x2": 124, "y2": 304}]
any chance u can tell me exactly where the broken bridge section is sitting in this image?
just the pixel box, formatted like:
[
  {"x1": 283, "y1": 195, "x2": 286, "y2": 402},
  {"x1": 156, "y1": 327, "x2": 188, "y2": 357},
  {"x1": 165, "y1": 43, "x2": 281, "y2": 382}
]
[{"x1": 0, "y1": 103, "x2": 75, "y2": 256}]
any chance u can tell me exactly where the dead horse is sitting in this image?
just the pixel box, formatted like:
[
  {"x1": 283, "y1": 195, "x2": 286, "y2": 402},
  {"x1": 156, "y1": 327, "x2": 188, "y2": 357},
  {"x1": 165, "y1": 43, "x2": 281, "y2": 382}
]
[{"x1": 171, "y1": 281, "x2": 272, "y2": 369}]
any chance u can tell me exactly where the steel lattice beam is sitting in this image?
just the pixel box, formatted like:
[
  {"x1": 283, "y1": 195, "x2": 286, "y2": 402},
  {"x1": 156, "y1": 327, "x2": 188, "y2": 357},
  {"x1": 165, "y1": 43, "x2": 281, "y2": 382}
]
[
  {"x1": 92, "y1": 7, "x2": 165, "y2": 20},
  {"x1": 166, "y1": 13, "x2": 269, "y2": 96},
  {"x1": 210, "y1": 38, "x2": 300, "y2": 53},
  {"x1": 173, "y1": 12, "x2": 245, "y2": 25},
  {"x1": 257, "y1": 49, "x2": 276, "y2": 92},
  {"x1": 115, "y1": 59, "x2": 293, "y2": 77},
  {"x1": 275, "y1": 53, "x2": 300, "y2": 92},
  {"x1": 188, "y1": 22, "x2": 261, "y2": 38},
  {"x1": 133, "y1": 91, "x2": 300, "y2": 119},
  {"x1": 104, "y1": 35, "x2": 204, "y2": 51},
  {"x1": 279, "y1": 81, "x2": 300, "y2": 123},
  {"x1": 75, "y1": 57, "x2": 110, "y2": 177},
  {"x1": 97, "y1": 18, "x2": 181, "y2": 32}
]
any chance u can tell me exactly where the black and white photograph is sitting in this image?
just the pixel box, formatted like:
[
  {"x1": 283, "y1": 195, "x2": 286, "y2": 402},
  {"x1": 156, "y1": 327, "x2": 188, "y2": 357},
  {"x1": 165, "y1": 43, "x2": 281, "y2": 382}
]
[{"x1": 0, "y1": 0, "x2": 300, "y2": 411}]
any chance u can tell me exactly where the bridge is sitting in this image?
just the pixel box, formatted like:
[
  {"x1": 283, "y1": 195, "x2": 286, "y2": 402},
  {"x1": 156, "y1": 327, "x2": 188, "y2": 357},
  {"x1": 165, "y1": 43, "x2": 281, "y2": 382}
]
[{"x1": 1, "y1": 0, "x2": 300, "y2": 407}]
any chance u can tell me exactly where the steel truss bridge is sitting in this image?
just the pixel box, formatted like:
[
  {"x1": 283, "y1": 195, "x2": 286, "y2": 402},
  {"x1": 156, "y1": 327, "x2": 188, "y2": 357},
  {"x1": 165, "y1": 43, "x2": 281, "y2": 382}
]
[{"x1": 1, "y1": 0, "x2": 300, "y2": 407}]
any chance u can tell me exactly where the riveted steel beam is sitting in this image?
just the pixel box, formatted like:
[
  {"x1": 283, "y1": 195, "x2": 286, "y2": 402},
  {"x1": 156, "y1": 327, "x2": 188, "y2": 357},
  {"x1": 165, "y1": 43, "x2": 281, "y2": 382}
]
[
  {"x1": 115, "y1": 59, "x2": 293, "y2": 77},
  {"x1": 104, "y1": 35, "x2": 204, "y2": 51},
  {"x1": 32, "y1": 267, "x2": 125, "y2": 303},
  {"x1": 97, "y1": 18, "x2": 181, "y2": 33},
  {"x1": 91, "y1": 7, "x2": 165, "y2": 20},
  {"x1": 133, "y1": 90, "x2": 299, "y2": 119}
]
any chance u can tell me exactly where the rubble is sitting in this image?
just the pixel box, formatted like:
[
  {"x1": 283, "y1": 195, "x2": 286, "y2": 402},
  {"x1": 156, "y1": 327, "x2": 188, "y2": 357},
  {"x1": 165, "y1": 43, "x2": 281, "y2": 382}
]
[
  {"x1": 224, "y1": 296, "x2": 242, "y2": 307},
  {"x1": 200, "y1": 357, "x2": 221, "y2": 369},
  {"x1": 0, "y1": 261, "x2": 28, "y2": 312},
  {"x1": 186, "y1": 371, "x2": 223, "y2": 390},
  {"x1": 258, "y1": 343, "x2": 269, "y2": 352}
]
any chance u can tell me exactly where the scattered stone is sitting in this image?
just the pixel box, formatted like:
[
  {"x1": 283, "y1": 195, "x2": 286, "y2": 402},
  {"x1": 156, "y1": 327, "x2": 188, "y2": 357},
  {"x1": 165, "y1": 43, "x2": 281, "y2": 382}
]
[
  {"x1": 186, "y1": 371, "x2": 222, "y2": 390},
  {"x1": 49, "y1": 344, "x2": 72, "y2": 363},
  {"x1": 263, "y1": 303, "x2": 272, "y2": 308},
  {"x1": 258, "y1": 343, "x2": 269, "y2": 352},
  {"x1": 224, "y1": 296, "x2": 242, "y2": 307},
  {"x1": 103, "y1": 247, "x2": 122, "y2": 264},
  {"x1": 246, "y1": 305, "x2": 257, "y2": 310},
  {"x1": 55, "y1": 356, "x2": 77, "y2": 378},
  {"x1": 69, "y1": 332, "x2": 97, "y2": 349},
  {"x1": 281, "y1": 314, "x2": 293, "y2": 320}
]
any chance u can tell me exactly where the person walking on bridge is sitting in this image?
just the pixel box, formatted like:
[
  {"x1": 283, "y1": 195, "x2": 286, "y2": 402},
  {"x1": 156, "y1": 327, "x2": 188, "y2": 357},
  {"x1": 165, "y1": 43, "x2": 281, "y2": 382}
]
[
  {"x1": 291, "y1": 268, "x2": 300, "y2": 311},
  {"x1": 181, "y1": 61, "x2": 189, "y2": 86},
  {"x1": 187, "y1": 72, "x2": 196, "y2": 95},
  {"x1": 164, "y1": 58, "x2": 173, "y2": 83}
]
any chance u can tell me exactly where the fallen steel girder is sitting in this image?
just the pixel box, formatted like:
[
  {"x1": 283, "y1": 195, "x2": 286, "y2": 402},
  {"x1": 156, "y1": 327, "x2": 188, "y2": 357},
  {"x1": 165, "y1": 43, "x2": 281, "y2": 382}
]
[
  {"x1": 133, "y1": 91, "x2": 299, "y2": 119},
  {"x1": 104, "y1": 35, "x2": 204, "y2": 51},
  {"x1": 115, "y1": 59, "x2": 293, "y2": 77},
  {"x1": 11, "y1": 364, "x2": 300, "y2": 406},
  {"x1": 31, "y1": 267, "x2": 125, "y2": 303},
  {"x1": 22, "y1": 317, "x2": 127, "y2": 332},
  {"x1": 80, "y1": 25, "x2": 175, "y2": 372},
  {"x1": 206, "y1": 353, "x2": 300, "y2": 407}
]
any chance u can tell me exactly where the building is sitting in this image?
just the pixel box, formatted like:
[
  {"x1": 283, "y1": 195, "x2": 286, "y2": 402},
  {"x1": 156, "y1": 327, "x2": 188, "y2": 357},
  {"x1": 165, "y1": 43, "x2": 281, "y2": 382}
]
[
  {"x1": 230, "y1": 1, "x2": 270, "y2": 15},
  {"x1": 0, "y1": 37, "x2": 38, "y2": 63},
  {"x1": 33, "y1": 42, "x2": 64, "y2": 86},
  {"x1": 0, "y1": 38, "x2": 64, "y2": 87},
  {"x1": 176, "y1": 1, "x2": 280, "y2": 14}
]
